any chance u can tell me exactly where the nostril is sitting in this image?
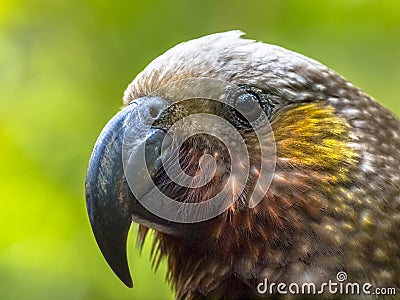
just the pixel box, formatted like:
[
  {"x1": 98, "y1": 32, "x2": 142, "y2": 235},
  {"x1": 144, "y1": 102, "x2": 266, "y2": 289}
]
[
  {"x1": 149, "y1": 106, "x2": 161, "y2": 119},
  {"x1": 135, "y1": 97, "x2": 167, "y2": 124}
]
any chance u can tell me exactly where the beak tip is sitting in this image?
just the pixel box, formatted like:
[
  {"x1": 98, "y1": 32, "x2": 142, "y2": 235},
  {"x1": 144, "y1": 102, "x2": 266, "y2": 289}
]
[
  {"x1": 91, "y1": 223, "x2": 134, "y2": 289},
  {"x1": 111, "y1": 263, "x2": 133, "y2": 288},
  {"x1": 105, "y1": 249, "x2": 133, "y2": 288},
  {"x1": 125, "y1": 279, "x2": 134, "y2": 288}
]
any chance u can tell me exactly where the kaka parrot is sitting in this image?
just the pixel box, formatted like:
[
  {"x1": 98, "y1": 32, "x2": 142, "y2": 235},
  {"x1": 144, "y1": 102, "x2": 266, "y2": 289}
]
[{"x1": 85, "y1": 31, "x2": 400, "y2": 299}]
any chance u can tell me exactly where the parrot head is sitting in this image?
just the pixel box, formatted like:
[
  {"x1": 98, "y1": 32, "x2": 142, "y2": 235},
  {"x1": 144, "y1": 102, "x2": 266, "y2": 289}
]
[{"x1": 85, "y1": 31, "x2": 400, "y2": 298}]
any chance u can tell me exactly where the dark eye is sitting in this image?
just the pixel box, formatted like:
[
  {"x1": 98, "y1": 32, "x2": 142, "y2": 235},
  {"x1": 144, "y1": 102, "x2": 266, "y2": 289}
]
[
  {"x1": 229, "y1": 86, "x2": 273, "y2": 129},
  {"x1": 234, "y1": 92, "x2": 262, "y2": 122}
]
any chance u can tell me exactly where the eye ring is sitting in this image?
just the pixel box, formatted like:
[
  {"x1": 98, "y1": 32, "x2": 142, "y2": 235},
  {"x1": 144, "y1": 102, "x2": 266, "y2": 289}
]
[
  {"x1": 233, "y1": 91, "x2": 263, "y2": 123},
  {"x1": 227, "y1": 85, "x2": 273, "y2": 129}
]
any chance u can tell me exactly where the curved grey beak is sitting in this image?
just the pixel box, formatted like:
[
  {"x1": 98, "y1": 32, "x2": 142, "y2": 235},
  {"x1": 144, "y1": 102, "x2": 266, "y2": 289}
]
[{"x1": 85, "y1": 98, "x2": 191, "y2": 288}]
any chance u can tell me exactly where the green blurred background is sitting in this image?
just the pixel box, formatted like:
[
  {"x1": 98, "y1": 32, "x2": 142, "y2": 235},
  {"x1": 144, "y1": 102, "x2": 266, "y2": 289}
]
[{"x1": 0, "y1": 0, "x2": 399, "y2": 299}]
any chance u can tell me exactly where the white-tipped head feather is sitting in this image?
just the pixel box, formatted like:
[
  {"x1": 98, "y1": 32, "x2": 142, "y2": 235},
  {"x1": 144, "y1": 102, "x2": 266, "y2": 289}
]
[{"x1": 123, "y1": 31, "x2": 343, "y2": 105}]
